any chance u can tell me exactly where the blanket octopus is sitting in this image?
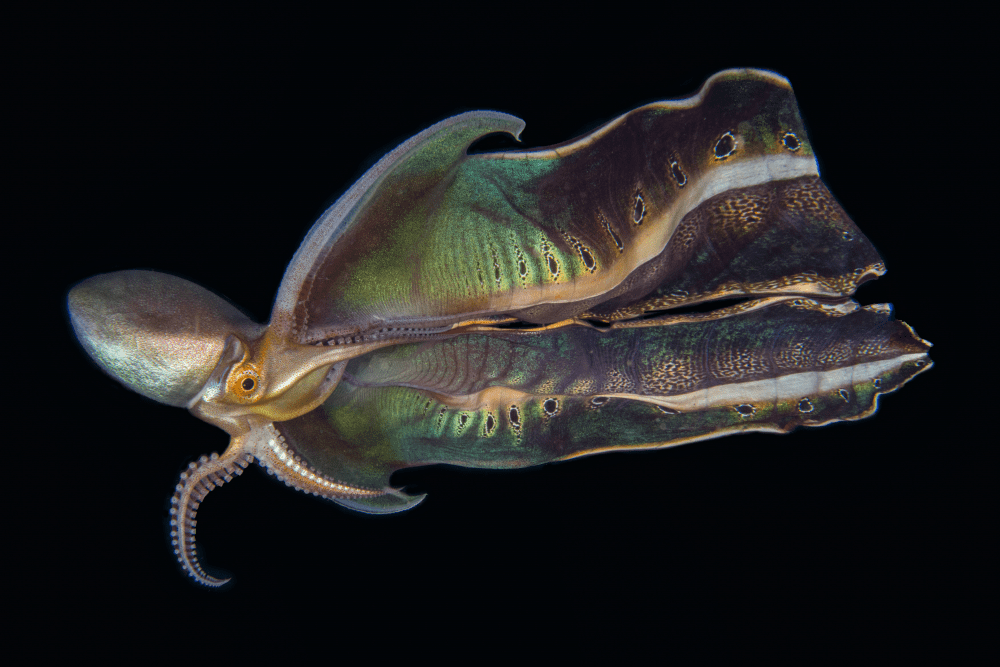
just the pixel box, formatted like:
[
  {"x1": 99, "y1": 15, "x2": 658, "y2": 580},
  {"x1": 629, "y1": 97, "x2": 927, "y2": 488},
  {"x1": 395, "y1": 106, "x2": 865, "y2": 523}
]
[{"x1": 67, "y1": 69, "x2": 932, "y2": 586}]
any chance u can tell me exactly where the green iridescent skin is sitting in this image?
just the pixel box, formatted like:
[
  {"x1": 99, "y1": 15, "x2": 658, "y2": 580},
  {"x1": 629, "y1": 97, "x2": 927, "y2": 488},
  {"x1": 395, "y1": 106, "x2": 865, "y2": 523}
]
[
  {"x1": 67, "y1": 69, "x2": 932, "y2": 586},
  {"x1": 281, "y1": 70, "x2": 860, "y2": 342}
]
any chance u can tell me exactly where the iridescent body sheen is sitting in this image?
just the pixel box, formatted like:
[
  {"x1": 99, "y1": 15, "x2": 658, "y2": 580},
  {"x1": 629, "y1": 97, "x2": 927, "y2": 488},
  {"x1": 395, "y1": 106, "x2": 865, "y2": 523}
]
[{"x1": 67, "y1": 69, "x2": 932, "y2": 586}]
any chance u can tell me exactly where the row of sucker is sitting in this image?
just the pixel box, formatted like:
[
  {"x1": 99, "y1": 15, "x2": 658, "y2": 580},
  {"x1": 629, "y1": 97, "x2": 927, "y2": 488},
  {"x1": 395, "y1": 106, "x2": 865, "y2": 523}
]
[
  {"x1": 311, "y1": 324, "x2": 455, "y2": 347},
  {"x1": 169, "y1": 448, "x2": 253, "y2": 587},
  {"x1": 169, "y1": 428, "x2": 387, "y2": 587},
  {"x1": 254, "y1": 424, "x2": 386, "y2": 500}
]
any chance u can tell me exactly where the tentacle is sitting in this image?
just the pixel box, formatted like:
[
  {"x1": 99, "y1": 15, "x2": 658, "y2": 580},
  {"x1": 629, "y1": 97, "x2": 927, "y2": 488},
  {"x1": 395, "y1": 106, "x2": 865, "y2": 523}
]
[
  {"x1": 169, "y1": 425, "x2": 400, "y2": 587},
  {"x1": 250, "y1": 423, "x2": 388, "y2": 501},
  {"x1": 169, "y1": 444, "x2": 252, "y2": 587}
]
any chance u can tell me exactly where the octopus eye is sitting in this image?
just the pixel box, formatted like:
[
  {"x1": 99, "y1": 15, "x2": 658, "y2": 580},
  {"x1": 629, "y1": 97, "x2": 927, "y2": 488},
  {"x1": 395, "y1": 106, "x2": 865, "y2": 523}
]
[{"x1": 230, "y1": 366, "x2": 261, "y2": 401}]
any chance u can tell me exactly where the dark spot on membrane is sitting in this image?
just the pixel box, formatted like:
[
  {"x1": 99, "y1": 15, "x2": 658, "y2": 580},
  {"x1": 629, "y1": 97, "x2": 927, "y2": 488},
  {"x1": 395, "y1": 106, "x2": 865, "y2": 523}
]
[
  {"x1": 650, "y1": 296, "x2": 750, "y2": 318},
  {"x1": 509, "y1": 405, "x2": 521, "y2": 427},
  {"x1": 485, "y1": 413, "x2": 496, "y2": 435},
  {"x1": 670, "y1": 160, "x2": 687, "y2": 187},
  {"x1": 656, "y1": 405, "x2": 679, "y2": 415},
  {"x1": 600, "y1": 214, "x2": 624, "y2": 252},
  {"x1": 797, "y1": 398, "x2": 814, "y2": 413},
  {"x1": 782, "y1": 132, "x2": 800, "y2": 151},
  {"x1": 736, "y1": 404, "x2": 756, "y2": 418},
  {"x1": 546, "y1": 253, "x2": 559, "y2": 278},
  {"x1": 714, "y1": 132, "x2": 736, "y2": 159},
  {"x1": 873, "y1": 378, "x2": 882, "y2": 389},
  {"x1": 591, "y1": 396, "x2": 608, "y2": 406},
  {"x1": 543, "y1": 398, "x2": 559, "y2": 415},
  {"x1": 579, "y1": 246, "x2": 595, "y2": 270},
  {"x1": 839, "y1": 389, "x2": 850, "y2": 402},
  {"x1": 632, "y1": 191, "x2": 645, "y2": 224},
  {"x1": 490, "y1": 247, "x2": 502, "y2": 286},
  {"x1": 915, "y1": 360, "x2": 926, "y2": 367},
  {"x1": 518, "y1": 260, "x2": 527, "y2": 278},
  {"x1": 241, "y1": 378, "x2": 255, "y2": 391},
  {"x1": 459, "y1": 414, "x2": 468, "y2": 426}
]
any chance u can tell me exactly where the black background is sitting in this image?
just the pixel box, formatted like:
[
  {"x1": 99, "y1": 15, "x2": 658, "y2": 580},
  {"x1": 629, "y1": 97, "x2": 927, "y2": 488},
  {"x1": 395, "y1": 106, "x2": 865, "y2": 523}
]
[{"x1": 14, "y1": 11, "x2": 981, "y2": 655}]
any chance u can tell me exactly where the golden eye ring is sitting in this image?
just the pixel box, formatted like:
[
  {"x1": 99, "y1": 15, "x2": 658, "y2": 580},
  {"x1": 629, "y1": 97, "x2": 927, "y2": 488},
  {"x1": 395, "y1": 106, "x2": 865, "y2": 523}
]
[{"x1": 230, "y1": 366, "x2": 261, "y2": 401}]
